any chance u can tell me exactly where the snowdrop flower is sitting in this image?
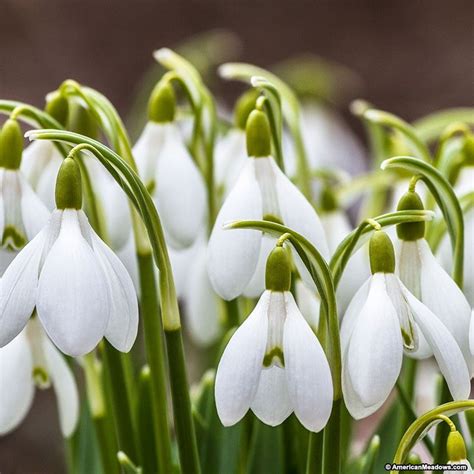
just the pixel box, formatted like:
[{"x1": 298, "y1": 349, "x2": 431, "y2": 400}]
[
  {"x1": 208, "y1": 108, "x2": 329, "y2": 300},
  {"x1": 341, "y1": 230, "x2": 470, "y2": 419},
  {"x1": 0, "y1": 157, "x2": 138, "y2": 356},
  {"x1": 444, "y1": 430, "x2": 473, "y2": 474},
  {"x1": 0, "y1": 318, "x2": 79, "y2": 437},
  {"x1": 215, "y1": 244, "x2": 333, "y2": 431},
  {"x1": 0, "y1": 118, "x2": 50, "y2": 273},
  {"x1": 396, "y1": 190, "x2": 474, "y2": 374},
  {"x1": 214, "y1": 89, "x2": 258, "y2": 194},
  {"x1": 133, "y1": 80, "x2": 207, "y2": 249}
]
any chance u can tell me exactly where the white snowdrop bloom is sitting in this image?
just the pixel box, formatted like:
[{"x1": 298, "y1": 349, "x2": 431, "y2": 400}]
[
  {"x1": 283, "y1": 102, "x2": 366, "y2": 178},
  {"x1": 438, "y1": 207, "x2": 474, "y2": 306},
  {"x1": 21, "y1": 140, "x2": 63, "y2": 211},
  {"x1": 0, "y1": 119, "x2": 50, "y2": 273},
  {"x1": 0, "y1": 318, "x2": 79, "y2": 437},
  {"x1": 454, "y1": 165, "x2": 474, "y2": 198},
  {"x1": 133, "y1": 81, "x2": 207, "y2": 250},
  {"x1": 341, "y1": 230, "x2": 470, "y2": 419},
  {"x1": 396, "y1": 190, "x2": 474, "y2": 374},
  {"x1": 207, "y1": 109, "x2": 328, "y2": 301},
  {"x1": 318, "y1": 194, "x2": 370, "y2": 314},
  {"x1": 0, "y1": 158, "x2": 139, "y2": 356},
  {"x1": 469, "y1": 310, "x2": 474, "y2": 356},
  {"x1": 215, "y1": 246, "x2": 333, "y2": 431},
  {"x1": 445, "y1": 430, "x2": 473, "y2": 474},
  {"x1": 295, "y1": 279, "x2": 321, "y2": 330}
]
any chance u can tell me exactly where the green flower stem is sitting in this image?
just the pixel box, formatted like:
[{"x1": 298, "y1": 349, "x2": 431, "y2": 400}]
[
  {"x1": 433, "y1": 382, "x2": 452, "y2": 464},
  {"x1": 165, "y1": 329, "x2": 201, "y2": 474},
  {"x1": 381, "y1": 156, "x2": 464, "y2": 287},
  {"x1": 28, "y1": 130, "x2": 200, "y2": 474},
  {"x1": 391, "y1": 400, "x2": 474, "y2": 471},
  {"x1": 323, "y1": 399, "x2": 342, "y2": 474},
  {"x1": 137, "y1": 253, "x2": 173, "y2": 473},
  {"x1": 305, "y1": 431, "x2": 323, "y2": 474},
  {"x1": 363, "y1": 109, "x2": 431, "y2": 163},
  {"x1": 218, "y1": 62, "x2": 312, "y2": 198},
  {"x1": 413, "y1": 108, "x2": 474, "y2": 143},
  {"x1": 102, "y1": 341, "x2": 139, "y2": 463}
]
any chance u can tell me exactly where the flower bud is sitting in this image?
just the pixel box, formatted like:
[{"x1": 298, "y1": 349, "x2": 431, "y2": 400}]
[
  {"x1": 234, "y1": 89, "x2": 259, "y2": 130},
  {"x1": 68, "y1": 102, "x2": 99, "y2": 139},
  {"x1": 447, "y1": 430, "x2": 467, "y2": 462},
  {"x1": 148, "y1": 81, "x2": 176, "y2": 123},
  {"x1": 246, "y1": 109, "x2": 271, "y2": 158},
  {"x1": 396, "y1": 190, "x2": 425, "y2": 241},
  {"x1": 265, "y1": 245, "x2": 292, "y2": 292},
  {"x1": 45, "y1": 92, "x2": 69, "y2": 126},
  {"x1": 0, "y1": 118, "x2": 23, "y2": 170},
  {"x1": 369, "y1": 230, "x2": 395, "y2": 274},
  {"x1": 55, "y1": 157, "x2": 83, "y2": 210}
]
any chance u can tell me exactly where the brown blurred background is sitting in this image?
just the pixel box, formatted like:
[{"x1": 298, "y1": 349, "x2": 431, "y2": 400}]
[{"x1": 0, "y1": 0, "x2": 473, "y2": 472}]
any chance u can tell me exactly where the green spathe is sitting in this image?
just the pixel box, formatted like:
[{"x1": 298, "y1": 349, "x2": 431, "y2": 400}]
[
  {"x1": 55, "y1": 158, "x2": 83, "y2": 210},
  {"x1": 265, "y1": 245, "x2": 292, "y2": 292},
  {"x1": 369, "y1": 230, "x2": 395, "y2": 274},
  {"x1": 396, "y1": 190, "x2": 425, "y2": 241},
  {"x1": 148, "y1": 82, "x2": 176, "y2": 123},
  {"x1": 246, "y1": 109, "x2": 271, "y2": 158},
  {"x1": 446, "y1": 430, "x2": 467, "y2": 462},
  {"x1": 0, "y1": 118, "x2": 23, "y2": 170}
]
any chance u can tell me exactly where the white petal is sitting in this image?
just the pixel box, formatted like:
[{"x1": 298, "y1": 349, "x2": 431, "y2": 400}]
[
  {"x1": 0, "y1": 231, "x2": 45, "y2": 346},
  {"x1": 21, "y1": 140, "x2": 55, "y2": 187},
  {"x1": 243, "y1": 235, "x2": 276, "y2": 298},
  {"x1": 295, "y1": 279, "x2": 321, "y2": 330},
  {"x1": 402, "y1": 286, "x2": 471, "y2": 400},
  {"x1": 37, "y1": 210, "x2": 109, "y2": 356},
  {"x1": 416, "y1": 238, "x2": 474, "y2": 374},
  {"x1": 36, "y1": 153, "x2": 63, "y2": 211},
  {"x1": 272, "y1": 159, "x2": 329, "y2": 260},
  {"x1": 19, "y1": 173, "x2": 50, "y2": 241},
  {"x1": 283, "y1": 292, "x2": 333, "y2": 432},
  {"x1": 184, "y1": 244, "x2": 221, "y2": 346},
  {"x1": 43, "y1": 334, "x2": 79, "y2": 437},
  {"x1": 215, "y1": 291, "x2": 269, "y2": 426},
  {"x1": 470, "y1": 310, "x2": 474, "y2": 356},
  {"x1": 89, "y1": 226, "x2": 139, "y2": 353},
  {"x1": 0, "y1": 331, "x2": 35, "y2": 434},
  {"x1": 251, "y1": 365, "x2": 293, "y2": 426},
  {"x1": 397, "y1": 240, "x2": 422, "y2": 299},
  {"x1": 0, "y1": 249, "x2": 17, "y2": 276},
  {"x1": 207, "y1": 160, "x2": 262, "y2": 300},
  {"x1": 155, "y1": 125, "x2": 207, "y2": 249},
  {"x1": 346, "y1": 274, "x2": 403, "y2": 408}
]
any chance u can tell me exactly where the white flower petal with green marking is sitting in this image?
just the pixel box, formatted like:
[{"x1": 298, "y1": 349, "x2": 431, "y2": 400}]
[
  {"x1": 207, "y1": 160, "x2": 262, "y2": 300},
  {"x1": 0, "y1": 331, "x2": 34, "y2": 435},
  {"x1": 215, "y1": 291, "x2": 269, "y2": 426}
]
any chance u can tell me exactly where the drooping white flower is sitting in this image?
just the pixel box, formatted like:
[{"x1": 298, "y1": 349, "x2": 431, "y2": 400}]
[
  {"x1": 341, "y1": 231, "x2": 470, "y2": 419},
  {"x1": 0, "y1": 158, "x2": 139, "y2": 356},
  {"x1": 207, "y1": 109, "x2": 328, "y2": 300},
  {"x1": 133, "y1": 82, "x2": 207, "y2": 249},
  {"x1": 295, "y1": 279, "x2": 321, "y2": 331},
  {"x1": 396, "y1": 190, "x2": 474, "y2": 374},
  {"x1": 0, "y1": 318, "x2": 79, "y2": 437},
  {"x1": 215, "y1": 246, "x2": 333, "y2": 431},
  {"x1": 444, "y1": 430, "x2": 473, "y2": 474}
]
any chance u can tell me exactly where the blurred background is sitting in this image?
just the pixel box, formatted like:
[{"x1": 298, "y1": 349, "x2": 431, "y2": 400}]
[{"x1": 0, "y1": 0, "x2": 472, "y2": 471}]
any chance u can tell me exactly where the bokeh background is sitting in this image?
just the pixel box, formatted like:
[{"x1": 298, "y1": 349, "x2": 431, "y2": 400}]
[{"x1": 0, "y1": 0, "x2": 473, "y2": 471}]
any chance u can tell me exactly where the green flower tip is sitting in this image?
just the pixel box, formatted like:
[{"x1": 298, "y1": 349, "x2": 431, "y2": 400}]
[
  {"x1": 463, "y1": 134, "x2": 474, "y2": 166},
  {"x1": 68, "y1": 102, "x2": 99, "y2": 139},
  {"x1": 246, "y1": 109, "x2": 271, "y2": 158},
  {"x1": 148, "y1": 81, "x2": 176, "y2": 123},
  {"x1": 0, "y1": 118, "x2": 23, "y2": 170},
  {"x1": 265, "y1": 245, "x2": 291, "y2": 292},
  {"x1": 45, "y1": 92, "x2": 69, "y2": 126},
  {"x1": 55, "y1": 157, "x2": 83, "y2": 210},
  {"x1": 447, "y1": 430, "x2": 467, "y2": 462},
  {"x1": 369, "y1": 230, "x2": 395, "y2": 274},
  {"x1": 396, "y1": 190, "x2": 425, "y2": 241},
  {"x1": 320, "y1": 186, "x2": 338, "y2": 212},
  {"x1": 234, "y1": 89, "x2": 259, "y2": 130}
]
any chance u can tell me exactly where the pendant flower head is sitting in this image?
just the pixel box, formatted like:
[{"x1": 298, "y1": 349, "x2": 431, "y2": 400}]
[
  {"x1": 341, "y1": 230, "x2": 470, "y2": 419},
  {"x1": 215, "y1": 244, "x2": 333, "y2": 432},
  {"x1": 133, "y1": 80, "x2": 207, "y2": 249},
  {"x1": 445, "y1": 429, "x2": 473, "y2": 474},
  {"x1": 396, "y1": 190, "x2": 473, "y2": 374},
  {"x1": 0, "y1": 318, "x2": 79, "y2": 437},
  {"x1": 0, "y1": 157, "x2": 139, "y2": 356},
  {"x1": 208, "y1": 108, "x2": 329, "y2": 301},
  {"x1": 0, "y1": 119, "x2": 50, "y2": 271}
]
